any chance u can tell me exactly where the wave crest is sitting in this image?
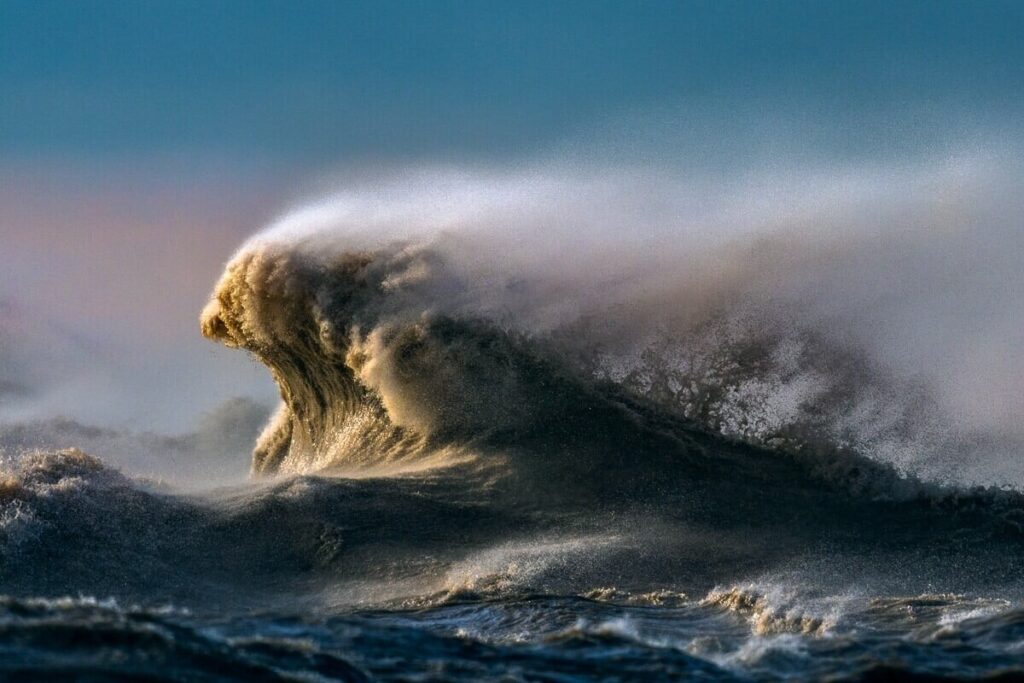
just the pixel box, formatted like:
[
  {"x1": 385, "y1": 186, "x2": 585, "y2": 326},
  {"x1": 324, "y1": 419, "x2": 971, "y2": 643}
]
[{"x1": 199, "y1": 163, "x2": 1024, "y2": 517}]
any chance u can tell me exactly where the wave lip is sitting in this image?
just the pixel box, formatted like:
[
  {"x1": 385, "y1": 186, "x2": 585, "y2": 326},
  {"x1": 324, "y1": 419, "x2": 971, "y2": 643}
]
[{"x1": 201, "y1": 244, "x2": 426, "y2": 475}]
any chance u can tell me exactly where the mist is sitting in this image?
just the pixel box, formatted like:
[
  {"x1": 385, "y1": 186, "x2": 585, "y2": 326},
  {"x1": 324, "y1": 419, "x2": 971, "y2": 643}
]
[
  {"x1": 236, "y1": 144, "x2": 1023, "y2": 486},
  {"x1": 2, "y1": 131, "x2": 1020, "y2": 487}
]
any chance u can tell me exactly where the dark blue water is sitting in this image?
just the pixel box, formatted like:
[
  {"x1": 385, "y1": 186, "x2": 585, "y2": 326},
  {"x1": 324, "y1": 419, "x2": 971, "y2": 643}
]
[
  {"x1": 3, "y1": 591, "x2": 1024, "y2": 681},
  {"x1": 2, "y1": 449, "x2": 1023, "y2": 681}
]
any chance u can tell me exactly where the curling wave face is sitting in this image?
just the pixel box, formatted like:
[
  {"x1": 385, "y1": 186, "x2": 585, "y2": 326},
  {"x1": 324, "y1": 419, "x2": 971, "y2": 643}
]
[{"x1": 199, "y1": 237, "x2": 910, "y2": 501}]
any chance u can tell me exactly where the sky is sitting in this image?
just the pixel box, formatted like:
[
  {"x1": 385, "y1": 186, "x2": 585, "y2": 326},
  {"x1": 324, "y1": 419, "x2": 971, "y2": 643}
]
[
  {"x1": 1, "y1": 0, "x2": 1022, "y2": 433},
  {"x1": 3, "y1": 0, "x2": 1023, "y2": 163}
]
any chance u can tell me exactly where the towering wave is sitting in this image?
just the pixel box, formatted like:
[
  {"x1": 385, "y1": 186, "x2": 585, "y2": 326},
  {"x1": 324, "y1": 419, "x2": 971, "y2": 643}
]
[
  {"x1": 192, "y1": 159, "x2": 1024, "y2": 602},
  {"x1": 201, "y1": 159, "x2": 1024, "y2": 490},
  {"x1": 3, "y1": 159, "x2": 1024, "y2": 610},
  {"x1": 200, "y1": 239, "x2": 720, "y2": 497}
]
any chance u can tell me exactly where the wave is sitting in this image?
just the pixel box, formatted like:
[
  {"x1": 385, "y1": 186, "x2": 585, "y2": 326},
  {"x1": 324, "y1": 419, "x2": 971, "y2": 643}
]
[
  {"x1": 200, "y1": 159, "x2": 1024, "y2": 485},
  {"x1": 198, "y1": 163, "x2": 1024, "y2": 528},
  {"x1": 203, "y1": 238, "x2": 915, "y2": 510},
  {"x1": 3, "y1": 587, "x2": 1022, "y2": 683},
  {"x1": 198, "y1": 229, "x2": 1018, "y2": 505},
  {"x1": 7, "y1": 161, "x2": 1024, "y2": 613},
  {"x1": 188, "y1": 208, "x2": 1024, "y2": 606},
  {"x1": 1, "y1": 442, "x2": 1023, "y2": 620}
]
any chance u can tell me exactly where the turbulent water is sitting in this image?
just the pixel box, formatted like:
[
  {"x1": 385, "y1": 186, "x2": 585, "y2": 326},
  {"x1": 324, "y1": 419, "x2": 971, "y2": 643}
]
[{"x1": 3, "y1": 164, "x2": 1024, "y2": 680}]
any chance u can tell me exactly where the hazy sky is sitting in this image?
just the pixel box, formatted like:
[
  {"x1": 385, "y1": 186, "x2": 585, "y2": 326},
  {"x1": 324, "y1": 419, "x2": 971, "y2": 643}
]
[{"x1": 1, "y1": 1, "x2": 1022, "y2": 432}]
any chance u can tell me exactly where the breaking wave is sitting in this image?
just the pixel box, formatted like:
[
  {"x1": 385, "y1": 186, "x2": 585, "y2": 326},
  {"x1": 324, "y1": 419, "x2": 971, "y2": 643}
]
[
  {"x1": 201, "y1": 160, "x2": 1023, "y2": 491},
  {"x1": 182, "y1": 160, "x2": 1024, "y2": 599}
]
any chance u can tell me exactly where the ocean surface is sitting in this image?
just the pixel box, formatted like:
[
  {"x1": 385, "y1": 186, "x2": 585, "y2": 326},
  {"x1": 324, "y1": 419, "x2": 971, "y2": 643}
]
[
  {"x1": 2, "y1": 446, "x2": 1024, "y2": 682},
  {"x1": 3, "y1": 199, "x2": 1024, "y2": 682}
]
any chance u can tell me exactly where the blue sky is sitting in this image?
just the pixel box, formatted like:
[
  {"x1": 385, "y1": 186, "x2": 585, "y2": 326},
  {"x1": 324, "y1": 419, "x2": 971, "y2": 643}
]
[{"x1": 2, "y1": 0, "x2": 1021, "y2": 163}]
